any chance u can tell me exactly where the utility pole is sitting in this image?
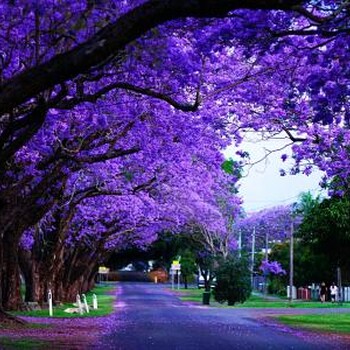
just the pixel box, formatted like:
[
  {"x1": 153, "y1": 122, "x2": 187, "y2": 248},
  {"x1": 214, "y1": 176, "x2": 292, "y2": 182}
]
[
  {"x1": 264, "y1": 232, "x2": 269, "y2": 295},
  {"x1": 238, "y1": 229, "x2": 242, "y2": 258},
  {"x1": 289, "y1": 221, "x2": 294, "y2": 302},
  {"x1": 337, "y1": 267, "x2": 342, "y2": 304},
  {"x1": 251, "y1": 227, "x2": 255, "y2": 290}
]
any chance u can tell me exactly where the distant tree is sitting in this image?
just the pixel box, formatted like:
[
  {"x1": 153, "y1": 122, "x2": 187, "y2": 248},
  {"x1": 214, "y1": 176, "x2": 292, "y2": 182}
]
[
  {"x1": 179, "y1": 250, "x2": 197, "y2": 289},
  {"x1": 298, "y1": 196, "x2": 350, "y2": 283},
  {"x1": 269, "y1": 241, "x2": 331, "y2": 290}
]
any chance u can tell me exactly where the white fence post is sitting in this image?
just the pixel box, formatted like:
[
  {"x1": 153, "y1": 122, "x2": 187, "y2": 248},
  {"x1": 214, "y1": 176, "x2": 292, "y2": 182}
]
[
  {"x1": 92, "y1": 294, "x2": 98, "y2": 309},
  {"x1": 48, "y1": 289, "x2": 53, "y2": 317},
  {"x1": 82, "y1": 294, "x2": 89, "y2": 313},
  {"x1": 76, "y1": 294, "x2": 83, "y2": 315},
  {"x1": 344, "y1": 287, "x2": 350, "y2": 302}
]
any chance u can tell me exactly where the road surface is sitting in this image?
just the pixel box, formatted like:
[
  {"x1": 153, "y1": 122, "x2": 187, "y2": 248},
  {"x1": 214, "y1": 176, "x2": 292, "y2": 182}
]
[{"x1": 93, "y1": 282, "x2": 350, "y2": 350}]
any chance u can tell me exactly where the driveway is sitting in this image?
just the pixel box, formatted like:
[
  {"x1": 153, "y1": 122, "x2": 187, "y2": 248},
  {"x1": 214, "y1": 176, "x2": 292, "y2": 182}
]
[{"x1": 93, "y1": 282, "x2": 350, "y2": 350}]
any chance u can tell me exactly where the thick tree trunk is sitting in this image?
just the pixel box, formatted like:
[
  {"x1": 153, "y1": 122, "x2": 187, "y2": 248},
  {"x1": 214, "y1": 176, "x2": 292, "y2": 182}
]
[
  {"x1": 2, "y1": 233, "x2": 22, "y2": 310},
  {"x1": 64, "y1": 277, "x2": 84, "y2": 302},
  {"x1": 17, "y1": 203, "x2": 75, "y2": 304},
  {"x1": 0, "y1": 239, "x2": 25, "y2": 322},
  {"x1": 18, "y1": 248, "x2": 47, "y2": 304},
  {"x1": 57, "y1": 247, "x2": 100, "y2": 301},
  {"x1": 18, "y1": 249, "x2": 34, "y2": 302}
]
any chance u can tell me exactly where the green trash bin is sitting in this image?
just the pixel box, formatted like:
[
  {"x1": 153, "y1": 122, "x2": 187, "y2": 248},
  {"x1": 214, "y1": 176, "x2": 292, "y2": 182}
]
[{"x1": 202, "y1": 291, "x2": 211, "y2": 305}]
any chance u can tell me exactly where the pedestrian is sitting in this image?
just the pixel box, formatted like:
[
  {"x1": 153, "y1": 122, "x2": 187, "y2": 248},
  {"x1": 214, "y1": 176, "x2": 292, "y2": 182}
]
[
  {"x1": 330, "y1": 282, "x2": 338, "y2": 303},
  {"x1": 320, "y1": 282, "x2": 327, "y2": 303}
]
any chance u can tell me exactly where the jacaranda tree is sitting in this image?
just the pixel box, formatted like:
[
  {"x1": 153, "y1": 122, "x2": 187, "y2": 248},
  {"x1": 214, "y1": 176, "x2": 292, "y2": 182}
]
[{"x1": 0, "y1": 1, "x2": 350, "y2": 316}]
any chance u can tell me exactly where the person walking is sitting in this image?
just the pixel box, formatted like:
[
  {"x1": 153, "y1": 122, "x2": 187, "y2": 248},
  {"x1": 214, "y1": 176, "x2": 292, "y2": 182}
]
[
  {"x1": 330, "y1": 282, "x2": 338, "y2": 303},
  {"x1": 320, "y1": 282, "x2": 327, "y2": 303}
]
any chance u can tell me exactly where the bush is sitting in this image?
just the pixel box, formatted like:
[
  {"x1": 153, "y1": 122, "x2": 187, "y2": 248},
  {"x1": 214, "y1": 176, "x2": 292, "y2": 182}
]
[
  {"x1": 213, "y1": 255, "x2": 251, "y2": 306},
  {"x1": 268, "y1": 277, "x2": 287, "y2": 296}
]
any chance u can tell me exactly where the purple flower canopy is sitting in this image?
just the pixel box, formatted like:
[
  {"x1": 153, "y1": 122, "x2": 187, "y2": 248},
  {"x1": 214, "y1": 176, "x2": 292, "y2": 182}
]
[
  {"x1": 260, "y1": 259, "x2": 286, "y2": 276},
  {"x1": 1, "y1": 1, "x2": 350, "y2": 310}
]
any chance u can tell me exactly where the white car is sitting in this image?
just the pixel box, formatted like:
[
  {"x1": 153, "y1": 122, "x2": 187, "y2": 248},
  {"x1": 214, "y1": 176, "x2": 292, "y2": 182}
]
[{"x1": 197, "y1": 275, "x2": 216, "y2": 289}]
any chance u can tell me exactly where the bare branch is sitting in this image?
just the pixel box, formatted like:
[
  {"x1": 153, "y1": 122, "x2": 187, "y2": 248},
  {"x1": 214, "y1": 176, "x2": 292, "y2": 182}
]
[{"x1": 282, "y1": 127, "x2": 307, "y2": 143}]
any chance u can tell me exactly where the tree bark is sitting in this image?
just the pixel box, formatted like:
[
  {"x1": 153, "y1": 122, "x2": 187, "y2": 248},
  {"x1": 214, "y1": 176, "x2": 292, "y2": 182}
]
[
  {"x1": 0, "y1": 0, "x2": 298, "y2": 116},
  {"x1": 2, "y1": 233, "x2": 22, "y2": 310},
  {"x1": 18, "y1": 247, "x2": 47, "y2": 304}
]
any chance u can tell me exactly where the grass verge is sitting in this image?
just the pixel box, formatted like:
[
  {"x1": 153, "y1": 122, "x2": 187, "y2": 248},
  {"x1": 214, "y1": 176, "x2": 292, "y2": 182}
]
[
  {"x1": 276, "y1": 313, "x2": 350, "y2": 334},
  {"x1": 176, "y1": 288, "x2": 204, "y2": 303},
  {"x1": 12, "y1": 283, "x2": 116, "y2": 318},
  {"x1": 0, "y1": 337, "x2": 48, "y2": 349},
  {"x1": 175, "y1": 288, "x2": 350, "y2": 308}
]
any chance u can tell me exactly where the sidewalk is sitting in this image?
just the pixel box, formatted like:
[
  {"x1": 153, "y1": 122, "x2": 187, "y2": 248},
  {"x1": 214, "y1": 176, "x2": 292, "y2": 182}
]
[{"x1": 252, "y1": 291, "x2": 284, "y2": 301}]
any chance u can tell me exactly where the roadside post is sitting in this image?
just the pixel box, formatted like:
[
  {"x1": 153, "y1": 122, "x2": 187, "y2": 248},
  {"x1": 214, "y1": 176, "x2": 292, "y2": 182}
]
[
  {"x1": 82, "y1": 294, "x2": 89, "y2": 313},
  {"x1": 337, "y1": 267, "x2": 343, "y2": 305},
  {"x1": 92, "y1": 294, "x2": 98, "y2": 309},
  {"x1": 76, "y1": 294, "x2": 83, "y2": 315},
  {"x1": 171, "y1": 260, "x2": 181, "y2": 290},
  {"x1": 170, "y1": 268, "x2": 175, "y2": 289},
  {"x1": 48, "y1": 289, "x2": 53, "y2": 317}
]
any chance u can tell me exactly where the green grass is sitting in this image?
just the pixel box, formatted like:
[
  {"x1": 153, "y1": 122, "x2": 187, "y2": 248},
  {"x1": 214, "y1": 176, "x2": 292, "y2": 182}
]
[
  {"x1": 237, "y1": 297, "x2": 350, "y2": 308},
  {"x1": 13, "y1": 284, "x2": 116, "y2": 318},
  {"x1": 175, "y1": 288, "x2": 350, "y2": 308},
  {"x1": 0, "y1": 337, "x2": 48, "y2": 349},
  {"x1": 176, "y1": 288, "x2": 204, "y2": 302},
  {"x1": 276, "y1": 313, "x2": 350, "y2": 334}
]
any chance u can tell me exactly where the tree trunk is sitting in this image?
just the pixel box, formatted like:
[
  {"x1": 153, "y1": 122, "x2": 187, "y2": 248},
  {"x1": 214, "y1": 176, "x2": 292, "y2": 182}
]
[
  {"x1": 0, "y1": 238, "x2": 25, "y2": 322},
  {"x1": 2, "y1": 233, "x2": 22, "y2": 310},
  {"x1": 18, "y1": 248, "x2": 47, "y2": 304},
  {"x1": 183, "y1": 276, "x2": 188, "y2": 289},
  {"x1": 18, "y1": 248, "x2": 34, "y2": 302}
]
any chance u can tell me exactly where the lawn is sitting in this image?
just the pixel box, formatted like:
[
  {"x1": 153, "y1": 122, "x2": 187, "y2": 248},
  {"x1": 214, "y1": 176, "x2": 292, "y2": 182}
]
[
  {"x1": 276, "y1": 314, "x2": 350, "y2": 334},
  {"x1": 1, "y1": 284, "x2": 116, "y2": 349},
  {"x1": 0, "y1": 337, "x2": 47, "y2": 349},
  {"x1": 237, "y1": 295, "x2": 350, "y2": 309},
  {"x1": 175, "y1": 288, "x2": 350, "y2": 309},
  {"x1": 176, "y1": 288, "x2": 204, "y2": 303},
  {"x1": 13, "y1": 283, "x2": 116, "y2": 318},
  {"x1": 176, "y1": 288, "x2": 350, "y2": 335}
]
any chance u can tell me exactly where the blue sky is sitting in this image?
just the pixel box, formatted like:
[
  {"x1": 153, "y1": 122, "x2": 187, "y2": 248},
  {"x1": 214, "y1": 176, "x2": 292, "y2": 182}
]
[{"x1": 224, "y1": 134, "x2": 326, "y2": 212}]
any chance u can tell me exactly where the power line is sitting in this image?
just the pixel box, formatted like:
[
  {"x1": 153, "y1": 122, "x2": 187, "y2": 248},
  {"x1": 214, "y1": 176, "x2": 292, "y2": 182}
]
[{"x1": 243, "y1": 187, "x2": 326, "y2": 212}]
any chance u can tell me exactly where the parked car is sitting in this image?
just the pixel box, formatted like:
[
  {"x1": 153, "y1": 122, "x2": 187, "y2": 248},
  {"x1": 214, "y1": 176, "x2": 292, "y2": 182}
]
[{"x1": 197, "y1": 275, "x2": 216, "y2": 289}]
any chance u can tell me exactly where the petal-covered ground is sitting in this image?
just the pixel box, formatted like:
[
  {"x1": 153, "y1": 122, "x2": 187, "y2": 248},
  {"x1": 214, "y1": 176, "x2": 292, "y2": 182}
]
[
  {"x1": 2, "y1": 283, "x2": 350, "y2": 349},
  {"x1": 0, "y1": 315, "x2": 113, "y2": 349}
]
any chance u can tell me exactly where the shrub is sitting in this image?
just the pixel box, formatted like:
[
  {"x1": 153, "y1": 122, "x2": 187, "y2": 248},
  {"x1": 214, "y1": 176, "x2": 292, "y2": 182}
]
[{"x1": 213, "y1": 255, "x2": 251, "y2": 306}]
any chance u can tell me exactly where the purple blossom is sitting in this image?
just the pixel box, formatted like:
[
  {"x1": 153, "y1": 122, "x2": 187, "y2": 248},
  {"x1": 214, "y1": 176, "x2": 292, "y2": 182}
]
[{"x1": 260, "y1": 260, "x2": 286, "y2": 276}]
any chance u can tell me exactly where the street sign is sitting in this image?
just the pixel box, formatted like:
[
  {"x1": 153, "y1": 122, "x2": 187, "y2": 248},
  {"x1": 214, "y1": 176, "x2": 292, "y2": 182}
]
[
  {"x1": 98, "y1": 266, "x2": 110, "y2": 274},
  {"x1": 171, "y1": 260, "x2": 181, "y2": 290},
  {"x1": 171, "y1": 260, "x2": 181, "y2": 271}
]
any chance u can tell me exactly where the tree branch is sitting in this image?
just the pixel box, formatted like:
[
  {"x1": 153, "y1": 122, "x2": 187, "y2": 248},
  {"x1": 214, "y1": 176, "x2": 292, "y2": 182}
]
[
  {"x1": 71, "y1": 146, "x2": 141, "y2": 165},
  {"x1": 57, "y1": 81, "x2": 200, "y2": 112},
  {"x1": 0, "y1": 0, "x2": 301, "y2": 115}
]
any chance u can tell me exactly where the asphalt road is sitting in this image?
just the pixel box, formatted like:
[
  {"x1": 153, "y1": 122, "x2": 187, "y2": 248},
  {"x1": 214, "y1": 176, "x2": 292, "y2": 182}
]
[{"x1": 93, "y1": 282, "x2": 350, "y2": 350}]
